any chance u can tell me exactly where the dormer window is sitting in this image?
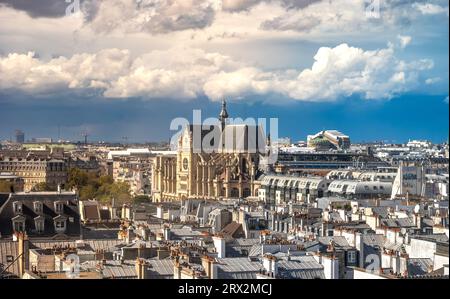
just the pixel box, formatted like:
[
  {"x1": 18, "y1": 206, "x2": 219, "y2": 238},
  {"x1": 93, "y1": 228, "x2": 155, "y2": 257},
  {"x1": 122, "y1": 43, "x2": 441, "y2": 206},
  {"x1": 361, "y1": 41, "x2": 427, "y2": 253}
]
[
  {"x1": 54, "y1": 215, "x2": 67, "y2": 233},
  {"x1": 34, "y1": 216, "x2": 45, "y2": 234},
  {"x1": 54, "y1": 202, "x2": 64, "y2": 214},
  {"x1": 13, "y1": 202, "x2": 22, "y2": 213},
  {"x1": 347, "y1": 251, "x2": 356, "y2": 264},
  {"x1": 12, "y1": 215, "x2": 25, "y2": 232},
  {"x1": 34, "y1": 202, "x2": 43, "y2": 213}
]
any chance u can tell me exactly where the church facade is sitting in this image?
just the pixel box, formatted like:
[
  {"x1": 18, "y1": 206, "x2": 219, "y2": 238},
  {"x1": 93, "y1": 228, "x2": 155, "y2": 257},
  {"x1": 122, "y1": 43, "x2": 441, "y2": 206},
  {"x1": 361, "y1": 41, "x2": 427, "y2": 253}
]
[{"x1": 152, "y1": 101, "x2": 266, "y2": 202}]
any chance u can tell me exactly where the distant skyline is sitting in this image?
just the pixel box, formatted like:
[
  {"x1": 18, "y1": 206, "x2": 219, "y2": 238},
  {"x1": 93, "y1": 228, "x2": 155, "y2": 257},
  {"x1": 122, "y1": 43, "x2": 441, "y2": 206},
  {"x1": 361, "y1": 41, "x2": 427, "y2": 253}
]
[
  {"x1": 0, "y1": 0, "x2": 448, "y2": 144},
  {"x1": 1, "y1": 94, "x2": 448, "y2": 144}
]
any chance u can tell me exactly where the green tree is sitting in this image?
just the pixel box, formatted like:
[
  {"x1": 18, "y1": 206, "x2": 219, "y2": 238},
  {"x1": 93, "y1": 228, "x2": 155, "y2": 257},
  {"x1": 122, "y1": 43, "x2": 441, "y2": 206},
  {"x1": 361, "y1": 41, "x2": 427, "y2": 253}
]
[
  {"x1": 133, "y1": 195, "x2": 150, "y2": 203},
  {"x1": 31, "y1": 182, "x2": 55, "y2": 192},
  {"x1": 108, "y1": 182, "x2": 131, "y2": 204},
  {"x1": 67, "y1": 168, "x2": 89, "y2": 190},
  {"x1": 67, "y1": 167, "x2": 132, "y2": 204},
  {"x1": 79, "y1": 185, "x2": 97, "y2": 200},
  {"x1": 98, "y1": 175, "x2": 113, "y2": 185}
]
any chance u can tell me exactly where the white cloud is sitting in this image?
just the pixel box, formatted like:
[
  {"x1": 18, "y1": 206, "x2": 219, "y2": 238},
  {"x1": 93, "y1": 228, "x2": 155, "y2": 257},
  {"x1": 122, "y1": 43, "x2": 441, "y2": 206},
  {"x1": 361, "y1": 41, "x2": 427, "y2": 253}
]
[
  {"x1": 398, "y1": 35, "x2": 412, "y2": 49},
  {"x1": 0, "y1": 49, "x2": 131, "y2": 93},
  {"x1": 82, "y1": 0, "x2": 217, "y2": 34},
  {"x1": 0, "y1": 43, "x2": 434, "y2": 102},
  {"x1": 425, "y1": 77, "x2": 441, "y2": 84},
  {"x1": 412, "y1": 3, "x2": 449, "y2": 15},
  {"x1": 203, "y1": 43, "x2": 434, "y2": 101},
  {"x1": 71, "y1": 0, "x2": 449, "y2": 41}
]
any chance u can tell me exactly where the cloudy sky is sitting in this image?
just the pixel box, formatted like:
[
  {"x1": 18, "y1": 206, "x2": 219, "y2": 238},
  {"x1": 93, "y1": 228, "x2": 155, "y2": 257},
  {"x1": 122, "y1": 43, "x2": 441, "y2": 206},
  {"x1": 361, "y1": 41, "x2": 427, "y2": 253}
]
[{"x1": 0, "y1": 0, "x2": 448, "y2": 143}]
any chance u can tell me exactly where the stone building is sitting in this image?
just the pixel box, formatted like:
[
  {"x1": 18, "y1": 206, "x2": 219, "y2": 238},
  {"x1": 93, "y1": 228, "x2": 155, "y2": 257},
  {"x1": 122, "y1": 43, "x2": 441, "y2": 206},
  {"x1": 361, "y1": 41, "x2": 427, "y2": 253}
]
[
  {"x1": 152, "y1": 101, "x2": 265, "y2": 202},
  {"x1": 112, "y1": 157, "x2": 153, "y2": 196},
  {"x1": 0, "y1": 157, "x2": 67, "y2": 191}
]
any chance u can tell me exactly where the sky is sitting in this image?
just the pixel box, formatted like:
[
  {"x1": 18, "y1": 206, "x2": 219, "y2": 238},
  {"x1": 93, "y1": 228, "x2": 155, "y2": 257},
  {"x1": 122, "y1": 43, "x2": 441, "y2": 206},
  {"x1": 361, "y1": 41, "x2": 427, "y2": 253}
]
[{"x1": 0, "y1": 0, "x2": 448, "y2": 143}]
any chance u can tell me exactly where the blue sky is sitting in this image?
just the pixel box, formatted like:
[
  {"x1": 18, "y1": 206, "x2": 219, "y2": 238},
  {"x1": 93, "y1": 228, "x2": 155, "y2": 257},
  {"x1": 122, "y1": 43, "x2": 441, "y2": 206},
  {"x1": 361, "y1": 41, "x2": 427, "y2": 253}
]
[
  {"x1": 1, "y1": 93, "x2": 448, "y2": 143},
  {"x1": 0, "y1": 0, "x2": 448, "y2": 143}
]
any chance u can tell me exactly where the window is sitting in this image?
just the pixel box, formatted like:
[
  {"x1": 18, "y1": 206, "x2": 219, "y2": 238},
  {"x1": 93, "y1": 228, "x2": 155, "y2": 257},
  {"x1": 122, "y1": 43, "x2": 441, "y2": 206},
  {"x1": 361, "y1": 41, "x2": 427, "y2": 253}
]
[
  {"x1": 54, "y1": 220, "x2": 66, "y2": 233},
  {"x1": 35, "y1": 218, "x2": 44, "y2": 233},
  {"x1": 13, "y1": 202, "x2": 22, "y2": 213},
  {"x1": 54, "y1": 202, "x2": 64, "y2": 214},
  {"x1": 347, "y1": 251, "x2": 356, "y2": 263},
  {"x1": 13, "y1": 220, "x2": 25, "y2": 232},
  {"x1": 34, "y1": 202, "x2": 43, "y2": 213}
]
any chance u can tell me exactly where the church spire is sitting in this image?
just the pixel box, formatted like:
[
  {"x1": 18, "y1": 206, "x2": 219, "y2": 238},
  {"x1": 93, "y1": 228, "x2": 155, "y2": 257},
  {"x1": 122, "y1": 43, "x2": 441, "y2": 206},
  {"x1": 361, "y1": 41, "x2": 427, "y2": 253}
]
[{"x1": 219, "y1": 99, "x2": 229, "y2": 130}]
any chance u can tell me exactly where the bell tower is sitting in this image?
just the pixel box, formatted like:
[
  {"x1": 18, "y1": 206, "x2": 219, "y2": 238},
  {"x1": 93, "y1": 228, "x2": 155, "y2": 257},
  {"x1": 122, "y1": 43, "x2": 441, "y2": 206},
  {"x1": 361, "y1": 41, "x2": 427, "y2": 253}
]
[{"x1": 219, "y1": 100, "x2": 229, "y2": 131}]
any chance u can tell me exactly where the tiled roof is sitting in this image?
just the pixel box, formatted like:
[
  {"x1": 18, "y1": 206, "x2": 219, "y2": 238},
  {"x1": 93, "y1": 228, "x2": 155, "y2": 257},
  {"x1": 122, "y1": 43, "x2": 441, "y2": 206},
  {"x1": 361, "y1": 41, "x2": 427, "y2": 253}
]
[
  {"x1": 0, "y1": 240, "x2": 20, "y2": 278},
  {"x1": 0, "y1": 192, "x2": 80, "y2": 238},
  {"x1": 407, "y1": 258, "x2": 433, "y2": 277},
  {"x1": 216, "y1": 257, "x2": 262, "y2": 279}
]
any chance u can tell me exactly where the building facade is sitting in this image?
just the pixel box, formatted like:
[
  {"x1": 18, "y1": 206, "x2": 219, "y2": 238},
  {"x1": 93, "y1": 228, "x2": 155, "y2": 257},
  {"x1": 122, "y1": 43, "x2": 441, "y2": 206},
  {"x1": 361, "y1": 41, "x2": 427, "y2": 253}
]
[
  {"x1": 152, "y1": 101, "x2": 265, "y2": 202},
  {"x1": 0, "y1": 157, "x2": 67, "y2": 191}
]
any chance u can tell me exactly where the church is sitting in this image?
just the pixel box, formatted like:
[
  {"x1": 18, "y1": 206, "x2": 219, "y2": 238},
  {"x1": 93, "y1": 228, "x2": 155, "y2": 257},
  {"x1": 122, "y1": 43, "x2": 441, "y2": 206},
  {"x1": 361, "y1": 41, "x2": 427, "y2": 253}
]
[{"x1": 152, "y1": 101, "x2": 266, "y2": 202}]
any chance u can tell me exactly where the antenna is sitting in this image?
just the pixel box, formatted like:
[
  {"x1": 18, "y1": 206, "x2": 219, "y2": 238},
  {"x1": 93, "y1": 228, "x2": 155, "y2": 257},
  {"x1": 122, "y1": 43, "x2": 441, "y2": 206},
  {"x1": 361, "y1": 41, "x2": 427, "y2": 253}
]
[{"x1": 80, "y1": 130, "x2": 89, "y2": 145}]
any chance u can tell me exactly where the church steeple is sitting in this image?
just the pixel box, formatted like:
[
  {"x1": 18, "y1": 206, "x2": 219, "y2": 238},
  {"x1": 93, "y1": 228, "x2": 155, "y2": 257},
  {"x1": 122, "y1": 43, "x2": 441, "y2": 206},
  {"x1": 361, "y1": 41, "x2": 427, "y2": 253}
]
[{"x1": 219, "y1": 100, "x2": 229, "y2": 130}]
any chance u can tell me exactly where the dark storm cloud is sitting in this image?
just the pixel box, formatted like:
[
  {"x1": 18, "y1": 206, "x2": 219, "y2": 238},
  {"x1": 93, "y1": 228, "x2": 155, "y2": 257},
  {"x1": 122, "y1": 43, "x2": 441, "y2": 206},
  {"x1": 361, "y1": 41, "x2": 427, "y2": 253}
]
[
  {"x1": 222, "y1": 0, "x2": 322, "y2": 12},
  {"x1": 0, "y1": 0, "x2": 83, "y2": 18}
]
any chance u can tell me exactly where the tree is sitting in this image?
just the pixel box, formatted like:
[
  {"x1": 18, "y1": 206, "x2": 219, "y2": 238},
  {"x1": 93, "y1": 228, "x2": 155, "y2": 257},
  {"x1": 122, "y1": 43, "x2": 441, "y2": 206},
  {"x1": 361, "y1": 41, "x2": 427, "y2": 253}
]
[
  {"x1": 31, "y1": 182, "x2": 55, "y2": 192},
  {"x1": 344, "y1": 203, "x2": 352, "y2": 211},
  {"x1": 108, "y1": 182, "x2": 131, "y2": 204},
  {"x1": 98, "y1": 175, "x2": 113, "y2": 185},
  {"x1": 67, "y1": 167, "x2": 132, "y2": 205},
  {"x1": 79, "y1": 185, "x2": 97, "y2": 200},
  {"x1": 67, "y1": 168, "x2": 89, "y2": 190},
  {"x1": 0, "y1": 181, "x2": 13, "y2": 193},
  {"x1": 133, "y1": 195, "x2": 150, "y2": 203}
]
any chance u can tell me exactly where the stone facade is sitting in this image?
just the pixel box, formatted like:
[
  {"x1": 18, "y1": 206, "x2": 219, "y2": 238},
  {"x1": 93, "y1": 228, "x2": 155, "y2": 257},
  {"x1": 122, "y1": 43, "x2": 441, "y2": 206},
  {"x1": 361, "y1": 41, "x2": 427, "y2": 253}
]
[
  {"x1": 0, "y1": 157, "x2": 67, "y2": 191},
  {"x1": 152, "y1": 101, "x2": 264, "y2": 202}
]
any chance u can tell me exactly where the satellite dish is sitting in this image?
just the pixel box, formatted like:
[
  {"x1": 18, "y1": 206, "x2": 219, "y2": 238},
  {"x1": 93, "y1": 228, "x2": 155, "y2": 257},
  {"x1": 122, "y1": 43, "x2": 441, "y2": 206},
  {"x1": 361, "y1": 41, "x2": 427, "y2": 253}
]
[{"x1": 414, "y1": 204, "x2": 420, "y2": 214}]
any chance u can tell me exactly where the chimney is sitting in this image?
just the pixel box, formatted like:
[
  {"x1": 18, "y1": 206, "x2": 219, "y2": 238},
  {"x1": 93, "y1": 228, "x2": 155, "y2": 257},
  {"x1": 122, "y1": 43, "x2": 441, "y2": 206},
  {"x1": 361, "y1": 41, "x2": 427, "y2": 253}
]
[
  {"x1": 17, "y1": 232, "x2": 29, "y2": 278},
  {"x1": 156, "y1": 205, "x2": 164, "y2": 219},
  {"x1": 174, "y1": 260, "x2": 182, "y2": 279},
  {"x1": 126, "y1": 227, "x2": 135, "y2": 244},
  {"x1": 135, "y1": 258, "x2": 146, "y2": 279},
  {"x1": 319, "y1": 255, "x2": 339, "y2": 279},
  {"x1": 356, "y1": 233, "x2": 365, "y2": 268},
  {"x1": 201, "y1": 256, "x2": 218, "y2": 279},
  {"x1": 163, "y1": 227, "x2": 171, "y2": 241},
  {"x1": 321, "y1": 222, "x2": 327, "y2": 237},
  {"x1": 157, "y1": 248, "x2": 170, "y2": 260},
  {"x1": 212, "y1": 235, "x2": 226, "y2": 258},
  {"x1": 137, "y1": 243, "x2": 146, "y2": 259},
  {"x1": 262, "y1": 254, "x2": 278, "y2": 278}
]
